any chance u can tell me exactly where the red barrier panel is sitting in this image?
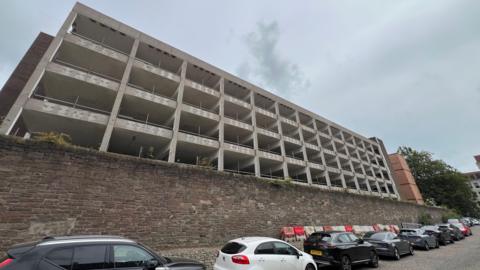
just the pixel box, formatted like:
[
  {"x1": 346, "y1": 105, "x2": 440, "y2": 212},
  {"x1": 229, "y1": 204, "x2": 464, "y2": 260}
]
[
  {"x1": 280, "y1": 227, "x2": 295, "y2": 241},
  {"x1": 373, "y1": 224, "x2": 381, "y2": 232},
  {"x1": 293, "y1": 226, "x2": 306, "y2": 241},
  {"x1": 345, "y1": 225, "x2": 353, "y2": 232},
  {"x1": 323, "y1": 225, "x2": 334, "y2": 232}
]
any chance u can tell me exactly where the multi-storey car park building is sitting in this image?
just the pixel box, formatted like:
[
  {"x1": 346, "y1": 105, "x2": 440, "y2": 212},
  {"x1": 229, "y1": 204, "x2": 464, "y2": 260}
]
[{"x1": 0, "y1": 3, "x2": 399, "y2": 199}]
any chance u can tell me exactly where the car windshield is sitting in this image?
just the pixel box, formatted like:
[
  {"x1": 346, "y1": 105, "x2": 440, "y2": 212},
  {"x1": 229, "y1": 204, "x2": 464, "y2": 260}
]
[
  {"x1": 452, "y1": 223, "x2": 464, "y2": 229},
  {"x1": 369, "y1": 232, "x2": 388, "y2": 240},
  {"x1": 307, "y1": 234, "x2": 332, "y2": 243}
]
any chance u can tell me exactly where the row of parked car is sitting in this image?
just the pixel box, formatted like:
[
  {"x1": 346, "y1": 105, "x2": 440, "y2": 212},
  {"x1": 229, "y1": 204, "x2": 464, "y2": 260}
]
[
  {"x1": 0, "y1": 219, "x2": 476, "y2": 270},
  {"x1": 214, "y1": 218, "x2": 476, "y2": 270}
]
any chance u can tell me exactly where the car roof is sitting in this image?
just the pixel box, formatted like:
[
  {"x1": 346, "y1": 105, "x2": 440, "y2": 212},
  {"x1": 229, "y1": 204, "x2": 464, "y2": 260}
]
[
  {"x1": 37, "y1": 235, "x2": 135, "y2": 246},
  {"x1": 229, "y1": 237, "x2": 284, "y2": 245}
]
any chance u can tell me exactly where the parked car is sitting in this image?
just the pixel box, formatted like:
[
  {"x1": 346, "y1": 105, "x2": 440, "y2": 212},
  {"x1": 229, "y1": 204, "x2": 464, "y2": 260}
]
[
  {"x1": 447, "y1": 219, "x2": 460, "y2": 224},
  {"x1": 303, "y1": 231, "x2": 379, "y2": 270},
  {"x1": 398, "y1": 229, "x2": 438, "y2": 250},
  {"x1": 450, "y1": 222, "x2": 472, "y2": 237},
  {"x1": 437, "y1": 224, "x2": 463, "y2": 242},
  {"x1": 214, "y1": 237, "x2": 317, "y2": 270},
  {"x1": 460, "y1": 218, "x2": 473, "y2": 227},
  {"x1": 472, "y1": 218, "x2": 480, "y2": 226},
  {"x1": 363, "y1": 231, "x2": 414, "y2": 260},
  {"x1": 0, "y1": 235, "x2": 205, "y2": 270},
  {"x1": 421, "y1": 225, "x2": 452, "y2": 245}
]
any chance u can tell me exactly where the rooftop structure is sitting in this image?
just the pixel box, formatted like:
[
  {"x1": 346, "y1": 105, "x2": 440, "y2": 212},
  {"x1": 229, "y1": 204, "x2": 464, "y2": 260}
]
[{"x1": 0, "y1": 3, "x2": 399, "y2": 199}]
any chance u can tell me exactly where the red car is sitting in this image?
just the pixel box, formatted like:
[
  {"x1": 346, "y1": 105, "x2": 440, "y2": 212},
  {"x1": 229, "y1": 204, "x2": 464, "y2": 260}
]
[{"x1": 451, "y1": 222, "x2": 472, "y2": 236}]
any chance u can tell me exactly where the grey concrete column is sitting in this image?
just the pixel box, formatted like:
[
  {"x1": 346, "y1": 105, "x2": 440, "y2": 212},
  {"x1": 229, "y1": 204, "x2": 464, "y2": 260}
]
[
  {"x1": 217, "y1": 78, "x2": 225, "y2": 171},
  {"x1": 274, "y1": 102, "x2": 289, "y2": 179},
  {"x1": 167, "y1": 61, "x2": 188, "y2": 163},
  {"x1": 250, "y1": 92, "x2": 261, "y2": 177},
  {"x1": 99, "y1": 39, "x2": 140, "y2": 151},
  {"x1": 312, "y1": 120, "x2": 331, "y2": 186},
  {"x1": 0, "y1": 11, "x2": 78, "y2": 135},
  {"x1": 295, "y1": 111, "x2": 312, "y2": 184}
]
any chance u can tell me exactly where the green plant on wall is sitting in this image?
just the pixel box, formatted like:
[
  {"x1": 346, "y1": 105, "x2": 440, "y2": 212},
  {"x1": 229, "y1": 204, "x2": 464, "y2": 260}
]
[
  {"x1": 197, "y1": 156, "x2": 213, "y2": 168},
  {"x1": 145, "y1": 146, "x2": 155, "y2": 159},
  {"x1": 32, "y1": 132, "x2": 72, "y2": 146},
  {"x1": 441, "y1": 209, "x2": 460, "y2": 223},
  {"x1": 418, "y1": 212, "x2": 433, "y2": 225}
]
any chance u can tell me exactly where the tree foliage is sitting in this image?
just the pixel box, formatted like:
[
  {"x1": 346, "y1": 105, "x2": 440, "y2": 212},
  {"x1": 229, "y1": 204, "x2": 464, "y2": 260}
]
[{"x1": 398, "y1": 146, "x2": 479, "y2": 217}]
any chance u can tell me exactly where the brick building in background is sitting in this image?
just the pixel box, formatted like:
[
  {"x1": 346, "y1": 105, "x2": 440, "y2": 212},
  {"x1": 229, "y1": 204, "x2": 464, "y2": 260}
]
[{"x1": 388, "y1": 153, "x2": 424, "y2": 205}]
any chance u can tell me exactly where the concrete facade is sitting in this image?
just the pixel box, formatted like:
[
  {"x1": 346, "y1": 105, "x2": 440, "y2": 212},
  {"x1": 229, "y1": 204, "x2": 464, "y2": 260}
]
[
  {"x1": 465, "y1": 155, "x2": 480, "y2": 203},
  {"x1": 389, "y1": 153, "x2": 424, "y2": 205},
  {"x1": 0, "y1": 3, "x2": 398, "y2": 199}
]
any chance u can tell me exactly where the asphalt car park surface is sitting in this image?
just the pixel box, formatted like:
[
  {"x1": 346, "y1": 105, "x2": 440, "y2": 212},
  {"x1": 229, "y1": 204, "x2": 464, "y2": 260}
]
[{"x1": 343, "y1": 226, "x2": 480, "y2": 270}]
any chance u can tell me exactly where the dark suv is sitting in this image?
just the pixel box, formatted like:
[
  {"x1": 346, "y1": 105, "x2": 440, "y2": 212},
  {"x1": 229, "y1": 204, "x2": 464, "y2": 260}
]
[
  {"x1": 304, "y1": 231, "x2": 378, "y2": 270},
  {"x1": 0, "y1": 235, "x2": 205, "y2": 270}
]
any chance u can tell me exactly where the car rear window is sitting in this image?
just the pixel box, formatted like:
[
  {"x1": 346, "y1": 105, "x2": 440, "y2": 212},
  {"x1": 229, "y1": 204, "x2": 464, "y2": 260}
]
[
  {"x1": 370, "y1": 232, "x2": 388, "y2": 240},
  {"x1": 307, "y1": 234, "x2": 332, "y2": 243},
  {"x1": 221, "y1": 242, "x2": 246, "y2": 254}
]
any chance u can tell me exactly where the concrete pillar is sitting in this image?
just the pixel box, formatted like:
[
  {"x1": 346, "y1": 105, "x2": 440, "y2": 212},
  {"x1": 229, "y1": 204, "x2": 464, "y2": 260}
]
[
  {"x1": 249, "y1": 92, "x2": 261, "y2": 177},
  {"x1": 217, "y1": 78, "x2": 225, "y2": 171},
  {"x1": 99, "y1": 39, "x2": 140, "y2": 151},
  {"x1": 167, "y1": 61, "x2": 188, "y2": 163},
  {"x1": 313, "y1": 121, "x2": 331, "y2": 186},
  {"x1": 0, "y1": 11, "x2": 78, "y2": 135},
  {"x1": 295, "y1": 111, "x2": 312, "y2": 184},
  {"x1": 274, "y1": 102, "x2": 289, "y2": 179}
]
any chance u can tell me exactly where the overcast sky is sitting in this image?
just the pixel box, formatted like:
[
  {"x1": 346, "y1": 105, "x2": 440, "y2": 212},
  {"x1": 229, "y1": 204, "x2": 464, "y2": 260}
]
[{"x1": 0, "y1": 0, "x2": 479, "y2": 171}]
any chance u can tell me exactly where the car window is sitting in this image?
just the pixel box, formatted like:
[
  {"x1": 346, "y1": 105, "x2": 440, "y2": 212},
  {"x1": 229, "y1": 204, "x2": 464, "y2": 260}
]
[
  {"x1": 45, "y1": 247, "x2": 73, "y2": 270},
  {"x1": 273, "y1": 242, "x2": 297, "y2": 256},
  {"x1": 399, "y1": 230, "x2": 417, "y2": 236},
  {"x1": 307, "y1": 234, "x2": 332, "y2": 243},
  {"x1": 390, "y1": 233, "x2": 398, "y2": 239},
  {"x1": 369, "y1": 232, "x2": 387, "y2": 240},
  {"x1": 347, "y1": 233, "x2": 359, "y2": 242},
  {"x1": 336, "y1": 234, "x2": 352, "y2": 243},
  {"x1": 255, "y1": 242, "x2": 275, "y2": 255},
  {"x1": 221, "y1": 242, "x2": 246, "y2": 255},
  {"x1": 113, "y1": 245, "x2": 154, "y2": 268},
  {"x1": 72, "y1": 245, "x2": 107, "y2": 270}
]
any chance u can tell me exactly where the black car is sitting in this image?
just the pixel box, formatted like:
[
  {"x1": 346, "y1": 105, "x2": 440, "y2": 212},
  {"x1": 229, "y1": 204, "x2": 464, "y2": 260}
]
[
  {"x1": 422, "y1": 225, "x2": 452, "y2": 245},
  {"x1": 398, "y1": 229, "x2": 438, "y2": 250},
  {"x1": 438, "y1": 224, "x2": 464, "y2": 241},
  {"x1": 363, "y1": 232, "x2": 414, "y2": 260},
  {"x1": 0, "y1": 235, "x2": 205, "y2": 270},
  {"x1": 304, "y1": 231, "x2": 379, "y2": 270}
]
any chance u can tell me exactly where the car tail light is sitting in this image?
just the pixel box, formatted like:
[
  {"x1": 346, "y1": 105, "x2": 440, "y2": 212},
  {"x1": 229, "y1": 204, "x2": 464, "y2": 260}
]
[
  {"x1": 0, "y1": 258, "x2": 13, "y2": 268},
  {"x1": 232, "y1": 255, "x2": 250, "y2": 265}
]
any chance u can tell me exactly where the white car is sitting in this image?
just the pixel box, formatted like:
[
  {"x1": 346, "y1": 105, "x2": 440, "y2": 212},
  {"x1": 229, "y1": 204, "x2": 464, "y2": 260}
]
[{"x1": 214, "y1": 237, "x2": 317, "y2": 270}]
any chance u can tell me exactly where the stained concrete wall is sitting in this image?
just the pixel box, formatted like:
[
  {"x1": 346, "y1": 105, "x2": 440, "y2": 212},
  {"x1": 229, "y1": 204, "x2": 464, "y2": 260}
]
[{"x1": 0, "y1": 135, "x2": 445, "y2": 256}]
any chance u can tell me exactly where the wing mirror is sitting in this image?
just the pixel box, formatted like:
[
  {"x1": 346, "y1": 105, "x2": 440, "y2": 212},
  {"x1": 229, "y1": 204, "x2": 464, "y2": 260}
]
[
  {"x1": 145, "y1": 259, "x2": 158, "y2": 269},
  {"x1": 296, "y1": 251, "x2": 303, "y2": 259}
]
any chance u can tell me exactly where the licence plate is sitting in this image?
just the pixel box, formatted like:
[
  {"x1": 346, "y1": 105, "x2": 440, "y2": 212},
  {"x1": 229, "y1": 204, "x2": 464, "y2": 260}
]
[{"x1": 310, "y1": 250, "x2": 323, "y2": 256}]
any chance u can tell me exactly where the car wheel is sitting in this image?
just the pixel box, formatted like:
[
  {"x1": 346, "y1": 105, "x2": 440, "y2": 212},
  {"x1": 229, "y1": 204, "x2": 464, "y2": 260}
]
[
  {"x1": 424, "y1": 241, "x2": 430, "y2": 251},
  {"x1": 305, "y1": 263, "x2": 316, "y2": 270},
  {"x1": 409, "y1": 245, "x2": 414, "y2": 255},
  {"x1": 369, "y1": 251, "x2": 379, "y2": 268},
  {"x1": 339, "y1": 255, "x2": 351, "y2": 270},
  {"x1": 393, "y1": 248, "x2": 400, "y2": 260}
]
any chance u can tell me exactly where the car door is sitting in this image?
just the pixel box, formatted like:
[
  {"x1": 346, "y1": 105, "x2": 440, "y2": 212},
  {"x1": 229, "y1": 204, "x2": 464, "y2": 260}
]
[
  {"x1": 253, "y1": 241, "x2": 280, "y2": 270},
  {"x1": 336, "y1": 233, "x2": 359, "y2": 262},
  {"x1": 111, "y1": 244, "x2": 158, "y2": 270},
  {"x1": 272, "y1": 242, "x2": 302, "y2": 270},
  {"x1": 390, "y1": 233, "x2": 407, "y2": 254},
  {"x1": 349, "y1": 233, "x2": 370, "y2": 261}
]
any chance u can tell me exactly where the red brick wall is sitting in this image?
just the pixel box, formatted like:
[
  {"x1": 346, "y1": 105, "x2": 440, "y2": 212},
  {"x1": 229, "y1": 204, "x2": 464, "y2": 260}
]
[
  {"x1": 0, "y1": 135, "x2": 444, "y2": 253},
  {"x1": 0, "y1": 32, "x2": 53, "y2": 120}
]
